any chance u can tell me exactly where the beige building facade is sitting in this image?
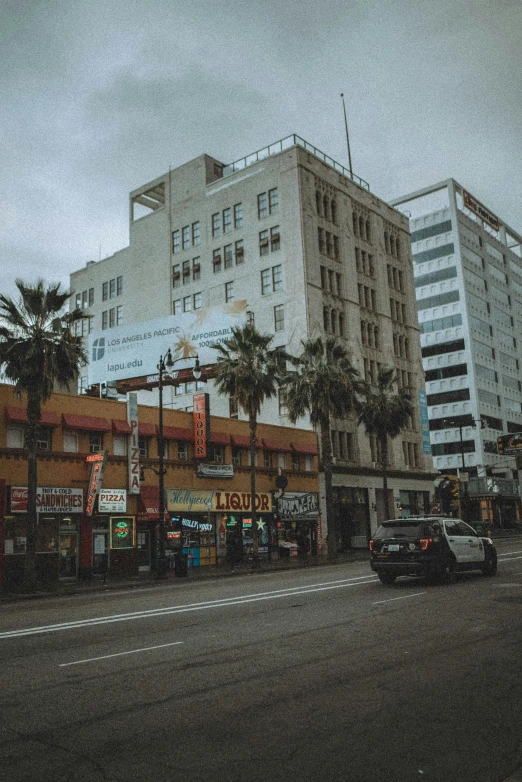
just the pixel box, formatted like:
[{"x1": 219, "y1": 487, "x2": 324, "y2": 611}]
[{"x1": 71, "y1": 134, "x2": 435, "y2": 546}]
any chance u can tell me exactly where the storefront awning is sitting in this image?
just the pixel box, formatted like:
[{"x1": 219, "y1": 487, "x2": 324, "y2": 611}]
[
  {"x1": 6, "y1": 406, "x2": 61, "y2": 427},
  {"x1": 230, "y1": 434, "x2": 258, "y2": 448},
  {"x1": 62, "y1": 413, "x2": 111, "y2": 432},
  {"x1": 291, "y1": 441, "x2": 318, "y2": 455},
  {"x1": 262, "y1": 438, "x2": 293, "y2": 453},
  {"x1": 138, "y1": 422, "x2": 156, "y2": 437},
  {"x1": 112, "y1": 419, "x2": 132, "y2": 435},
  {"x1": 211, "y1": 432, "x2": 230, "y2": 445},
  {"x1": 162, "y1": 426, "x2": 193, "y2": 441},
  {"x1": 138, "y1": 485, "x2": 169, "y2": 520}
]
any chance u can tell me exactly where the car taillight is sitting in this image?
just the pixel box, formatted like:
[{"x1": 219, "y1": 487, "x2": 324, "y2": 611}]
[
  {"x1": 369, "y1": 539, "x2": 374, "y2": 551},
  {"x1": 419, "y1": 538, "x2": 432, "y2": 551}
]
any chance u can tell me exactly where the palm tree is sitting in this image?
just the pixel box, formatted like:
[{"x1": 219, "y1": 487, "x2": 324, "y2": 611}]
[
  {"x1": 357, "y1": 366, "x2": 413, "y2": 520},
  {"x1": 282, "y1": 337, "x2": 359, "y2": 558},
  {"x1": 0, "y1": 279, "x2": 86, "y2": 591},
  {"x1": 211, "y1": 323, "x2": 283, "y2": 560}
]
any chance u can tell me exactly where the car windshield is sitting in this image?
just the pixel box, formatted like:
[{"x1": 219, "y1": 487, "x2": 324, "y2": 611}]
[{"x1": 374, "y1": 522, "x2": 430, "y2": 540}]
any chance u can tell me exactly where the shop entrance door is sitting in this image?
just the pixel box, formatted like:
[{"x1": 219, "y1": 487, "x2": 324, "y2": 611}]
[
  {"x1": 93, "y1": 532, "x2": 109, "y2": 575},
  {"x1": 59, "y1": 532, "x2": 78, "y2": 578},
  {"x1": 137, "y1": 530, "x2": 151, "y2": 571}
]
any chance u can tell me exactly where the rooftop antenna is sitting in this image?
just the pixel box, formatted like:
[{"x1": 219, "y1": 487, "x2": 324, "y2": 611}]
[{"x1": 340, "y1": 93, "x2": 353, "y2": 179}]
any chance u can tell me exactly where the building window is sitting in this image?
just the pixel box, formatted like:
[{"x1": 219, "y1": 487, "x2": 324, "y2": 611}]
[
  {"x1": 274, "y1": 304, "x2": 285, "y2": 332},
  {"x1": 81, "y1": 291, "x2": 88, "y2": 309},
  {"x1": 63, "y1": 431, "x2": 78, "y2": 453},
  {"x1": 213, "y1": 248, "x2": 222, "y2": 273},
  {"x1": 116, "y1": 305, "x2": 123, "y2": 325},
  {"x1": 318, "y1": 227, "x2": 325, "y2": 253},
  {"x1": 212, "y1": 445, "x2": 225, "y2": 464},
  {"x1": 113, "y1": 435, "x2": 127, "y2": 456},
  {"x1": 272, "y1": 264, "x2": 283, "y2": 291},
  {"x1": 182, "y1": 260, "x2": 191, "y2": 283},
  {"x1": 278, "y1": 389, "x2": 288, "y2": 416},
  {"x1": 224, "y1": 244, "x2": 233, "y2": 269},
  {"x1": 192, "y1": 221, "x2": 200, "y2": 245},
  {"x1": 178, "y1": 442, "x2": 188, "y2": 460},
  {"x1": 235, "y1": 239, "x2": 244, "y2": 264},
  {"x1": 193, "y1": 292, "x2": 202, "y2": 310},
  {"x1": 225, "y1": 282, "x2": 234, "y2": 302},
  {"x1": 259, "y1": 230, "x2": 269, "y2": 256},
  {"x1": 109, "y1": 279, "x2": 116, "y2": 298},
  {"x1": 172, "y1": 230, "x2": 181, "y2": 254},
  {"x1": 268, "y1": 188, "x2": 278, "y2": 214},
  {"x1": 173, "y1": 264, "x2": 181, "y2": 288},
  {"x1": 6, "y1": 425, "x2": 24, "y2": 449},
  {"x1": 270, "y1": 226, "x2": 280, "y2": 252},
  {"x1": 261, "y1": 268, "x2": 271, "y2": 294},
  {"x1": 109, "y1": 308, "x2": 116, "y2": 328},
  {"x1": 89, "y1": 287, "x2": 95, "y2": 305},
  {"x1": 292, "y1": 453, "x2": 300, "y2": 471},
  {"x1": 172, "y1": 299, "x2": 181, "y2": 315},
  {"x1": 212, "y1": 213, "x2": 221, "y2": 238},
  {"x1": 223, "y1": 208, "x2": 232, "y2": 234},
  {"x1": 263, "y1": 450, "x2": 272, "y2": 468},
  {"x1": 232, "y1": 446, "x2": 241, "y2": 465},
  {"x1": 234, "y1": 203, "x2": 243, "y2": 228},
  {"x1": 116, "y1": 276, "x2": 123, "y2": 296},
  {"x1": 183, "y1": 295, "x2": 192, "y2": 312},
  {"x1": 102, "y1": 282, "x2": 108, "y2": 301},
  {"x1": 102, "y1": 311, "x2": 108, "y2": 330},
  {"x1": 192, "y1": 257, "x2": 201, "y2": 280},
  {"x1": 89, "y1": 433, "x2": 103, "y2": 454},
  {"x1": 258, "y1": 192, "x2": 268, "y2": 219},
  {"x1": 182, "y1": 226, "x2": 190, "y2": 250}
]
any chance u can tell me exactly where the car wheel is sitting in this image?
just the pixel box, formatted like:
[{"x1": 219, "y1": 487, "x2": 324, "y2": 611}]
[
  {"x1": 378, "y1": 572, "x2": 396, "y2": 585},
  {"x1": 482, "y1": 549, "x2": 498, "y2": 577},
  {"x1": 440, "y1": 557, "x2": 456, "y2": 584}
]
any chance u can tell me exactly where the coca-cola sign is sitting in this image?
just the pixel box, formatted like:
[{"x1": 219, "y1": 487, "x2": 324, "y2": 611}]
[{"x1": 10, "y1": 487, "x2": 84, "y2": 514}]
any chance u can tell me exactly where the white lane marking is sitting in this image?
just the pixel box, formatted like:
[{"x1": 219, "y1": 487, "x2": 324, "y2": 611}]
[
  {"x1": 498, "y1": 550, "x2": 522, "y2": 557},
  {"x1": 1, "y1": 577, "x2": 379, "y2": 639},
  {"x1": 497, "y1": 556, "x2": 522, "y2": 562},
  {"x1": 372, "y1": 592, "x2": 426, "y2": 605},
  {"x1": 59, "y1": 641, "x2": 184, "y2": 667}
]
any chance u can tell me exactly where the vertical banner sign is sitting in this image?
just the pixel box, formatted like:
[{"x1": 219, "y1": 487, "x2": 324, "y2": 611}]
[
  {"x1": 193, "y1": 393, "x2": 210, "y2": 458},
  {"x1": 127, "y1": 392, "x2": 140, "y2": 494},
  {"x1": 85, "y1": 451, "x2": 107, "y2": 516},
  {"x1": 418, "y1": 390, "x2": 432, "y2": 455}
]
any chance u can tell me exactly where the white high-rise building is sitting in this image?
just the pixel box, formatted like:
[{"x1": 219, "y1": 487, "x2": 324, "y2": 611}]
[
  {"x1": 71, "y1": 134, "x2": 435, "y2": 541},
  {"x1": 391, "y1": 180, "x2": 522, "y2": 501}
]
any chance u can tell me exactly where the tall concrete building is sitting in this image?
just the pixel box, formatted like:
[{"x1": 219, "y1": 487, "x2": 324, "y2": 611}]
[
  {"x1": 71, "y1": 134, "x2": 434, "y2": 544},
  {"x1": 391, "y1": 180, "x2": 522, "y2": 522}
]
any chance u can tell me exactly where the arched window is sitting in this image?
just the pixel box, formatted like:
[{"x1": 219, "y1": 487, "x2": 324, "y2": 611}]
[
  {"x1": 395, "y1": 237, "x2": 400, "y2": 260},
  {"x1": 384, "y1": 232, "x2": 389, "y2": 254},
  {"x1": 365, "y1": 219, "x2": 371, "y2": 242},
  {"x1": 352, "y1": 213, "x2": 358, "y2": 236},
  {"x1": 323, "y1": 194, "x2": 329, "y2": 220},
  {"x1": 390, "y1": 235, "x2": 395, "y2": 257},
  {"x1": 316, "y1": 191, "x2": 322, "y2": 215},
  {"x1": 338, "y1": 313, "x2": 344, "y2": 337},
  {"x1": 323, "y1": 307, "x2": 330, "y2": 331},
  {"x1": 331, "y1": 310, "x2": 337, "y2": 334},
  {"x1": 331, "y1": 200, "x2": 337, "y2": 224}
]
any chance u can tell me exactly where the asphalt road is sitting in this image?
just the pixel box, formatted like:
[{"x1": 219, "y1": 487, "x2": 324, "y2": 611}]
[{"x1": 1, "y1": 540, "x2": 522, "y2": 782}]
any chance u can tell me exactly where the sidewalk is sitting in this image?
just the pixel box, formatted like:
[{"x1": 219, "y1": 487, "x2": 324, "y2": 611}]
[{"x1": 0, "y1": 549, "x2": 371, "y2": 603}]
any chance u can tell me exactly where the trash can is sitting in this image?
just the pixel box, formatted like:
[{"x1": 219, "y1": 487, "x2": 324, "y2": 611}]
[{"x1": 174, "y1": 552, "x2": 188, "y2": 577}]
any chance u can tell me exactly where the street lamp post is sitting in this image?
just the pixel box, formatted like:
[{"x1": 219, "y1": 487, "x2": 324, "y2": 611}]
[
  {"x1": 156, "y1": 349, "x2": 201, "y2": 578},
  {"x1": 443, "y1": 417, "x2": 486, "y2": 521}
]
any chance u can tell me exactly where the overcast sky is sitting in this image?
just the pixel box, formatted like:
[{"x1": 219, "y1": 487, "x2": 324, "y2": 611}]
[{"x1": 2, "y1": 0, "x2": 522, "y2": 301}]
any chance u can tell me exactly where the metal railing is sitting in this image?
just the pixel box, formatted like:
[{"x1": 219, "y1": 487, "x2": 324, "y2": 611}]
[{"x1": 222, "y1": 134, "x2": 370, "y2": 190}]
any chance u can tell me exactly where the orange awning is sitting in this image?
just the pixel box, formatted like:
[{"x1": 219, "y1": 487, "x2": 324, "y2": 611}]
[
  {"x1": 138, "y1": 422, "x2": 156, "y2": 437},
  {"x1": 291, "y1": 441, "x2": 318, "y2": 455},
  {"x1": 62, "y1": 413, "x2": 110, "y2": 432},
  {"x1": 211, "y1": 432, "x2": 230, "y2": 445},
  {"x1": 6, "y1": 406, "x2": 61, "y2": 426},
  {"x1": 230, "y1": 434, "x2": 258, "y2": 448},
  {"x1": 112, "y1": 420, "x2": 132, "y2": 435},
  {"x1": 162, "y1": 426, "x2": 193, "y2": 441},
  {"x1": 261, "y1": 438, "x2": 293, "y2": 452}
]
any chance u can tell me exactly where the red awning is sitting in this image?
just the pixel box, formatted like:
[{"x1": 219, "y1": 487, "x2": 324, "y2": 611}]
[
  {"x1": 62, "y1": 413, "x2": 110, "y2": 432},
  {"x1": 162, "y1": 426, "x2": 193, "y2": 441},
  {"x1": 211, "y1": 432, "x2": 230, "y2": 445},
  {"x1": 112, "y1": 420, "x2": 132, "y2": 435},
  {"x1": 262, "y1": 438, "x2": 293, "y2": 452},
  {"x1": 291, "y1": 441, "x2": 319, "y2": 455},
  {"x1": 138, "y1": 422, "x2": 156, "y2": 437},
  {"x1": 230, "y1": 434, "x2": 258, "y2": 448},
  {"x1": 138, "y1": 485, "x2": 169, "y2": 521},
  {"x1": 6, "y1": 406, "x2": 61, "y2": 426}
]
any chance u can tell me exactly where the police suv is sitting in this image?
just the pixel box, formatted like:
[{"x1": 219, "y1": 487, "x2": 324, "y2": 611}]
[{"x1": 370, "y1": 516, "x2": 497, "y2": 585}]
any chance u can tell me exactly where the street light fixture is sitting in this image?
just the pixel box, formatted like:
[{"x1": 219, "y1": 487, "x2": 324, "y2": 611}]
[{"x1": 156, "y1": 349, "x2": 201, "y2": 578}]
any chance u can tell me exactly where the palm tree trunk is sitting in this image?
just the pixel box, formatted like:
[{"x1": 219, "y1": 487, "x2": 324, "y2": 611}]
[
  {"x1": 380, "y1": 435, "x2": 390, "y2": 520},
  {"x1": 320, "y1": 417, "x2": 337, "y2": 559},
  {"x1": 24, "y1": 393, "x2": 40, "y2": 592},
  {"x1": 248, "y1": 410, "x2": 259, "y2": 561}
]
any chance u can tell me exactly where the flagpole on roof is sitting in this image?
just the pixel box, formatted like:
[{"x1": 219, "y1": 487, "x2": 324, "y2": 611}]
[{"x1": 340, "y1": 93, "x2": 353, "y2": 180}]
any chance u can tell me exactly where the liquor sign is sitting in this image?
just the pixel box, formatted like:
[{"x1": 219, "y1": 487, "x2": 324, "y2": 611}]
[
  {"x1": 127, "y1": 392, "x2": 140, "y2": 494},
  {"x1": 85, "y1": 451, "x2": 107, "y2": 516},
  {"x1": 99, "y1": 489, "x2": 127, "y2": 513},
  {"x1": 497, "y1": 432, "x2": 522, "y2": 456},
  {"x1": 463, "y1": 190, "x2": 500, "y2": 232},
  {"x1": 193, "y1": 393, "x2": 210, "y2": 458},
  {"x1": 165, "y1": 489, "x2": 272, "y2": 513},
  {"x1": 110, "y1": 515, "x2": 136, "y2": 549},
  {"x1": 10, "y1": 487, "x2": 84, "y2": 514}
]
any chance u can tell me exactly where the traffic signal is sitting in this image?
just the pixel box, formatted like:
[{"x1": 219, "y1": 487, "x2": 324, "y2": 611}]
[{"x1": 437, "y1": 476, "x2": 459, "y2": 514}]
